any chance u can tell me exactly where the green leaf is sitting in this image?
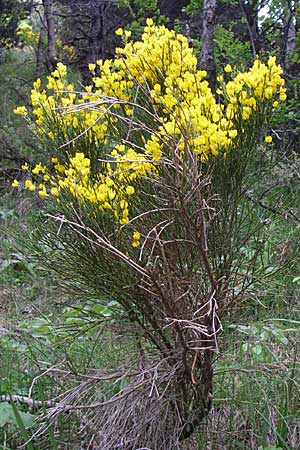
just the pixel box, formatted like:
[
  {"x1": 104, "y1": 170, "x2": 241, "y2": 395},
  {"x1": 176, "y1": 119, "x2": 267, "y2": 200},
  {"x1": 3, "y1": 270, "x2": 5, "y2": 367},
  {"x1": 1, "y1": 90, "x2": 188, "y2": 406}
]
[
  {"x1": 0, "y1": 402, "x2": 35, "y2": 428},
  {"x1": 10, "y1": 402, "x2": 35, "y2": 450},
  {"x1": 258, "y1": 446, "x2": 283, "y2": 450}
]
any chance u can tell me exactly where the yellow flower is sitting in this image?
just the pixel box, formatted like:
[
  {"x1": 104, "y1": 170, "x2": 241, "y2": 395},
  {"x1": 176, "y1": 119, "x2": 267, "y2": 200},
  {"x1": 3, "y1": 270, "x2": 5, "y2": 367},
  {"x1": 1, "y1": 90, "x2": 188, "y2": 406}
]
[
  {"x1": 224, "y1": 64, "x2": 232, "y2": 73},
  {"x1": 265, "y1": 135, "x2": 273, "y2": 143},
  {"x1": 14, "y1": 106, "x2": 28, "y2": 116},
  {"x1": 50, "y1": 187, "x2": 60, "y2": 196},
  {"x1": 38, "y1": 187, "x2": 48, "y2": 197},
  {"x1": 55, "y1": 62, "x2": 67, "y2": 78},
  {"x1": 32, "y1": 162, "x2": 46, "y2": 175},
  {"x1": 268, "y1": 56, "x2": 276, "y2": 68},
  {"x1": 228, "y1": 129, "x2": 238, "y2": 138},
  {"x1": 24, "y1": 179, "x2": 36, "y2": 191},
  {"x1": 21, "y1": 163, "x2": 29, "y2": 170},
  {"x1": 12, "y1": 179, "x2": 19, "y2": 187},
  {"x1": 132, "y1": 231, "x2": 141, "y2": 248},
  {"x1": 115, "y1": 28, "x2": 123, "y2": 36},
  {"x1": 279, "y1": 89, "x2": 287, "y2": 101},
  {"x1": 264, "y1": 87, "x2": 273, "y2": 99},
  {"x1": 33, "y1": 78, "x2": 41, "y2": 90},
  {"x1": 242, "y1": 106, "x2": 251, "y2": 120},
  {"x1": 126, "y1": 186, "x2": 135, "y2": 195}
]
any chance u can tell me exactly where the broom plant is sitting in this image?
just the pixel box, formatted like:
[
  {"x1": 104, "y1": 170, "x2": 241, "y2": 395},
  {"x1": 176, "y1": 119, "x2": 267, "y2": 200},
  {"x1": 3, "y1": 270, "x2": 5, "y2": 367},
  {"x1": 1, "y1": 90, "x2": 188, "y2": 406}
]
[{"x1": 13, "y1": 20, "x2": 287, "y2": 449}]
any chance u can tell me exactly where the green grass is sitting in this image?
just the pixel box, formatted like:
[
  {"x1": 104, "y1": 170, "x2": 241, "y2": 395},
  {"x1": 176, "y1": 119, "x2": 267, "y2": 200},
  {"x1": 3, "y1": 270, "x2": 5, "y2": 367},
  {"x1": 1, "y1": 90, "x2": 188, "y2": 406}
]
[{"x1": 0, "y1": 192, "x2": 133, "y2": 447}]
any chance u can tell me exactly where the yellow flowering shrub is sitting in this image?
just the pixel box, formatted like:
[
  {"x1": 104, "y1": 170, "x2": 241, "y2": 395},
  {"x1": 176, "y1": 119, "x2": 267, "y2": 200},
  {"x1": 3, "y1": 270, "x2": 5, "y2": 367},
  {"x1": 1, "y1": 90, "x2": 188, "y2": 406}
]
[
  {"x1": 12, "y1": 25, "x2": 291, "y2": 443},
  {"x1": 14, "y1": 21, "x2": 286, "y2": 231}
]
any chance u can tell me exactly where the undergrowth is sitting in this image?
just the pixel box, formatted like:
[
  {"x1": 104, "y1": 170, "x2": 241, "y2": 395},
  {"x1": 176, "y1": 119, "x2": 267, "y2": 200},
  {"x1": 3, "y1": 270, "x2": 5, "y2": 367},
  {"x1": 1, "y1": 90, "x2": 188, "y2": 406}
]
[{"x1": 1, "y1": 172, "x2": 300, "y2": 450}]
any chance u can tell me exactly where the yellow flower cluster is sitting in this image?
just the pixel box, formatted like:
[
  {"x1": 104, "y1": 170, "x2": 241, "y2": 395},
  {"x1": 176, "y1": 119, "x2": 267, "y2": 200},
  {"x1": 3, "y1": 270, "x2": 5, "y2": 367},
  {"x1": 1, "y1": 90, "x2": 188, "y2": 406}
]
[
  {"x1": 116, "y1": 19, "x2": 197, "y2": 86},
  {"x1": 14, "y1": 106, "x2": 28, "y2": 116},
  {"x1": 18, "y1": 151, "x2": 148, "y2": 226},
  {"x1": 219, "y1": 56, "x2": 285, "y2": 122},
  {"x1": 14, "y1": 22, "x2": 286, "y2": 229},
  {"x1": 16, "y1": 21, "x2": 39, "y2": 46}
]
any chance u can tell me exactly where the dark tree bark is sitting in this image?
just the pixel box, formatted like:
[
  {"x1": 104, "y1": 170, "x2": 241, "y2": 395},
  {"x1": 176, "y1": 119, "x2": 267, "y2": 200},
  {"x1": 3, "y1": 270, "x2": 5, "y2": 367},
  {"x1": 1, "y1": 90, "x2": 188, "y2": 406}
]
[
  {"x1": 81, "y1": 0, "x2": 110, "y2": 82},
  {"x1": 199, "y1": 0, "x2": 218, "y2": 90},
  {"x1": 282, "y1": 1, "x2": 297, "y2": 72},
  {"x1": 56, "y1": 0, "x2": 125, "y2": 84},
  {"x1": 239, "y1": 0, "x2": 260, "y2": 57},
  {"x1": 43, "y1": 0, "x2": 58, "y2": 70},
  {"x1": 158, "y1": 0, "x2": 189, "y2": 24}
]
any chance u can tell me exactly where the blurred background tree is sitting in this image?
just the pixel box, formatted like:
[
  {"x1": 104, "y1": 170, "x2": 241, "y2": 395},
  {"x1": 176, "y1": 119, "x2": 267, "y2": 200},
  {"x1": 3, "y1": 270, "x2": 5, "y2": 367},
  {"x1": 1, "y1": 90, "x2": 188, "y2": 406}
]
[
  {"x1": 0, "y1": 0, "x2": 32, "y2": 49},
  {"x1": 1, "y1": 1, "x2": 300, "y2": 449}
]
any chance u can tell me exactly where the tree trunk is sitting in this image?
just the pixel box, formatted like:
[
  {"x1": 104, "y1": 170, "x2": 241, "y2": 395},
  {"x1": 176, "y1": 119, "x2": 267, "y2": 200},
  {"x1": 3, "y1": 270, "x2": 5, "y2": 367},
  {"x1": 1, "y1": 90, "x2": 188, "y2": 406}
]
[
  {"x1": 67, "y1": 0, "x2": 110, "y2": 85},
  {"x1": 199, "y1": 0, "x2": 217, "y2": 90},
  {"x1": 43, "y1": 0, "x2": 57, "y2": 70},
  {"x1": 88, "y1": 1, "x2": 109, "y2": 64},
  {"x1": 283, "y1": 1, "x2": 297, "y2": 72}
]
